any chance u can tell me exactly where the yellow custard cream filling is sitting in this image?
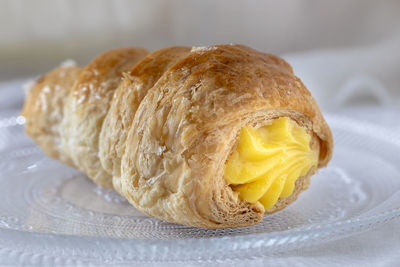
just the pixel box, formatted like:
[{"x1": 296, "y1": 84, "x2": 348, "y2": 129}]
[{"x1": 224, "y1": 117, "x2": 318, "y2": 210}]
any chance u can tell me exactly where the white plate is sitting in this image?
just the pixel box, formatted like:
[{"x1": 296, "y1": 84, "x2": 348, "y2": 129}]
[{"x1": 0, "y1": 107, "x2": 399, "y2": 265}]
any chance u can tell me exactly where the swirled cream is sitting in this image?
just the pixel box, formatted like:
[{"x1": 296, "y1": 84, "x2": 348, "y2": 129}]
[{"x1": 224, "y1": 117, "x2": 318, "y2": 210}]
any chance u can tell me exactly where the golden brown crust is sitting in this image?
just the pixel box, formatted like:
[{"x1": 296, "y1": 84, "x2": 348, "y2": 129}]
[
  {"x1": 21, "y1": 65, "x2": 82, "y2": 167},
  {"x1": 23, "y1": 44, "x2": 333, "y2": 229},
  {"x1": 99, "y1": 47, "x2": 191, "y2": 192},
  {"x1": 60, "y1": 47, "x2": 148, "y2": 188}
]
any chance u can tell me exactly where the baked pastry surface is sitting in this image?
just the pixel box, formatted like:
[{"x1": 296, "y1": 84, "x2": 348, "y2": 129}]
[
  {"x1": 22, "y1": 44, "x2": 333, "y2": 228},
  {"x1": 61, "y1": 48, "x2": 149, "y2": 188},
  {"x1": 99, "y1": 46, "x2": 191, "y2": 192},
  {"x1": 21, "y1": 65, "x2": 82, "y2": 167}
]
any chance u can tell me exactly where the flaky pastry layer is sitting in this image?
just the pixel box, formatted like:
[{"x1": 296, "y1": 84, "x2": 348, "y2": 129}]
[{"x1": 21, "y1": 44, "x2": 333, "y2": 228}]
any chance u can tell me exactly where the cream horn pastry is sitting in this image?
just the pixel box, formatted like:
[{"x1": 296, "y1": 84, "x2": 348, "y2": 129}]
[{"x1": 22, "y1": 44, "x2": 333, "y2": 228}]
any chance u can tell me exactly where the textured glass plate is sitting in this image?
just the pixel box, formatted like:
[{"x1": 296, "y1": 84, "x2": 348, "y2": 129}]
[{"x1": 0, "y1": 109, "x2": 400, "y2": 265}]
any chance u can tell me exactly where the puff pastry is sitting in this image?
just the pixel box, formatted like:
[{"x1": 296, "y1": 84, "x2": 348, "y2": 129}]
[{"x1": 21, "y1": 44, "x2": 333, "y2": 228}]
